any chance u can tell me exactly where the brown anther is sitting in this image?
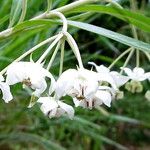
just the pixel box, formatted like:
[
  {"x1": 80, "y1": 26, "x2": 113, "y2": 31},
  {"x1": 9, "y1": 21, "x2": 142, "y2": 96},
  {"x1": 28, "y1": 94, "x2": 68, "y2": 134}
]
[{"x1": 22, "y1": 78, "x2": 32, "y2": 86}]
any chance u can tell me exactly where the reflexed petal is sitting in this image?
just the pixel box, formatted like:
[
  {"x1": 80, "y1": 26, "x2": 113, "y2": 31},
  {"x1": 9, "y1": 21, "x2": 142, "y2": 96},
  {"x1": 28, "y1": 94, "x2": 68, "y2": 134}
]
[
  {"x1": 95, "y1": 90, "x2": 112, "y2": 107},
  {"x1": 37, "y1": 97, "x2": 58, "y2": 115},
  {"x1": 98, "y1": 73, "x2": 117, "y2": 90},
  {"x1": 88, "y1": 62, "x2": 110, "y2": 73},
  {"x1": 73, "y1": 98, "x2": 87, "y2": 108},
  {"x1": 58, "y1": 101, "x2": 74, "y2": 119},
  {"x1": 55, "y1": 69, "x2": 78, "y2": 98},
  {"x1": 110, "y1": 71, "x2": 129, "y2": 87},
  {"x1": 0, "y1": 82, "x2": 13, "y2": 103},
  {"x1": 32, "y1": 79, "x2": 47, "y2": 97},
  {"x1": 84, "y1": 79, "x2": 98, "y2": 99},
  {"x1": 6, "y1": 61, "x2": 54, "y2": 97},
  {"x1": 6, "y1": 62, "x2": 27, "y2": 85}
]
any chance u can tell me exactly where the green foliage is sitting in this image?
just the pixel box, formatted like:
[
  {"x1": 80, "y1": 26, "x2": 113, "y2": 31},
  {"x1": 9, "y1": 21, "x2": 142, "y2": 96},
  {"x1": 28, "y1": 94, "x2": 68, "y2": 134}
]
[{"x1": 0, "y1": 0, "x2": 150, "y2": 150}]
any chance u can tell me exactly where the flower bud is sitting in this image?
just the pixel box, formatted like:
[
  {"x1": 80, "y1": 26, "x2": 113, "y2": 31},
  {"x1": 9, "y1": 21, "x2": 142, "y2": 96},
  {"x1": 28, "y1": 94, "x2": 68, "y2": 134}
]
[
  {"x1": 145, "y1": 90, "x2": 150, "y2": 101},
  {"x1": 125, "y1": 80, "x2": 143, "y2": 93}
]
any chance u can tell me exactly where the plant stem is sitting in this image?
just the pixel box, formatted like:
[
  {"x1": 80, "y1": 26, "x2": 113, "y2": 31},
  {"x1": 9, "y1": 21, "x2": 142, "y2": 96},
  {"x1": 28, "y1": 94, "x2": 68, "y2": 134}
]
[
  {"x1": 47, "y1": 0, "x2": 52, "y2": 12},
  {"x1": 120, "y1": 48, "x2": 135, "y2": 74},
  {"x1": 47, "y1": 40, "x2": 61, "y2": 70},
  {"x1": 108, "y1": 47, "x2": 132, "y2": 69},
  {"x1": 130, "y1": 0, "x2": 140, "y2": 67},
  {"x1": 37, "y1": 33, "x2": 63, "y2": 63},
  {"x1": 0, "y1": 0, "x2": 97, "y2": 38},
  {"x1": 65, "y1": 32, "x2": 84, "y2": 69},
  {"x1": 59, "y1": 39, "x2": 65, "y2": 76},
  {"x1": 47, "y1": 11, "x2": 68, "y2": 32},
  {"x1": 144, "y1": 52, "x2": 150, "y2": 62},
  {"x1": 0, "y1": 34, "x2": 58, "y2": 75},
  {"x1": 18, "y1": 0, "x2": 27, "y2": 23}
]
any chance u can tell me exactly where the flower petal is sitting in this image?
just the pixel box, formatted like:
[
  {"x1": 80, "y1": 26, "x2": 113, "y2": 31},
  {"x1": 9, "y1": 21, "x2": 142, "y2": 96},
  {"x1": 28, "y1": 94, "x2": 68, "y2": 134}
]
[
  {"x1": 95, "y1": 90, "x2": 112, "y2": 107},
  {"x1": 55, "y1": 69, "x2": 78, "y2": 98},
  {"x1": 58, "y1": 101, "x2": 74, "y2": 119},
  {"x1": 110, "y1": 71, "x2": 129, "y2": 87},
  {"x1": 0, "y1": 82, "x2": 13, "y2": 103},
  {"x1": 88, "y1": 62, "x2": 110, "y2": 73},
  {"x1": 37, "y1": 97, "x2": 58, "y2": 115},
  {"x1": 32, "y1": 78, "x2": 47, "y2": 97}
]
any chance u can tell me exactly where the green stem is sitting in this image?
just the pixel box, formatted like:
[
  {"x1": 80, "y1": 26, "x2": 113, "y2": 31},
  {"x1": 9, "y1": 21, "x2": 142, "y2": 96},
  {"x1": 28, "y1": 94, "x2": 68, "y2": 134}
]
[
  {"x1": 144, "y1": 52, "x2": 150, "y2": 62},
  {"x1": 18, "y1": 0, "x2": 27, "y2": 23},
  {"x1": 0, "y1": 34, "x2": 58, "y2": 75},
  {"x1": 130, "y1": 0, "x2": 140, "y2": 67},
  {"x1": 47, "y1": 11, "x2": 68, "y2": 32},
  {"x1": 120, "y1": 48, "x2": 135, "y2": 74},
  {"x1": 47, "y1": 0, "x2": 52, "y2": 12},
  {"x1": 0, "y1": 0, "x2": 98, "y2": 38},
  {"x1": 65, "y1": 32, "x2": 84, "y2": 69},
  {"x1": 105, "y1": 0, "x2": 123, "y2": 9},
  {"x1": 47, "y1": 40, "x2": 61, "y2": 70},
  {"x1": 108, "y1": 47, "x2": 132, "y2": 69},
  {"x1": 59, "y1": 39, "x2": 65, "y2": 76},
  {"x1": 37, "y1": 33, "x2": 63, "y2": 63}
]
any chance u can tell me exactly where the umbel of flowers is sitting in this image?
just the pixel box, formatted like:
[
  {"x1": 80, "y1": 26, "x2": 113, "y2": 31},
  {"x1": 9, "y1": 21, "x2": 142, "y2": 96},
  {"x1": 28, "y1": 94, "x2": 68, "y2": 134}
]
[{"x1": 0, "y1": 12, "x2": 150, "y2": 119}]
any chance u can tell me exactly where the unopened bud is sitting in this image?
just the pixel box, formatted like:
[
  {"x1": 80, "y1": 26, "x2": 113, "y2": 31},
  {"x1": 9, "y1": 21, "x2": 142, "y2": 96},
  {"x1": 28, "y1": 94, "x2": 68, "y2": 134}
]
[
  {"x1": 125, "y1": 80, "x2": 143, "y2": 93},
  {"x1": 145, "y1": 90, "x2": 150, "y2": 101}
]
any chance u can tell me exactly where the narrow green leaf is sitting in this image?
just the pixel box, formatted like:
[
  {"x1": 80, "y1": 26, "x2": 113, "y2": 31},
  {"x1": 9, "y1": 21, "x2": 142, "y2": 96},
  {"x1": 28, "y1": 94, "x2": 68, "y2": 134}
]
[
  {"x1": 0, "y1": 132, "x2": 66, "y2": 150},
  {"x1": 67, "y1": 20, "x2": 150, "y2": 53},
  {"x1": 14, "y1": 20, "x2": 55, "y2": 32},
  {"x1": 9, "y1": 0, "x2": 23, "y2": 27},
  {"x1": 69, "y1": 5, "x2": 150, "y2": 33}
]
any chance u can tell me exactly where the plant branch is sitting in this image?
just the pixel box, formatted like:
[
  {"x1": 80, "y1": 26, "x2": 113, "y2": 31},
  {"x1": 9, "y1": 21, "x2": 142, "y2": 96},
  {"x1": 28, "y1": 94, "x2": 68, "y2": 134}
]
[
  {"x1": 0, "y1": 0, "x2": 97, "y2": 39},
  {"x1": 0, "y1": 34, "x2": 58, "y2": 74}
]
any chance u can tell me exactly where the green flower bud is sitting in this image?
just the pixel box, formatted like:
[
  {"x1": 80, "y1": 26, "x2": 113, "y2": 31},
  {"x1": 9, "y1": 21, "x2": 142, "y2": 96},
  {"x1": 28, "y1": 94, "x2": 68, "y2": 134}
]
[{"x1": 125, "y1": 80, "x2": 143, "y2": 93}]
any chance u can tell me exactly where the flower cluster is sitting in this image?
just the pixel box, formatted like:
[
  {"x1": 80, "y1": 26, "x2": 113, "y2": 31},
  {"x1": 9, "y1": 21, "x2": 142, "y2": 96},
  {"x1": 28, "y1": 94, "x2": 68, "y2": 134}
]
[
  {"x1": 0, "y1": 11, "x2": 149, "y2": 120},
  {"x1": 1, "y1": 59, "x2": 149, "y2": 119}
]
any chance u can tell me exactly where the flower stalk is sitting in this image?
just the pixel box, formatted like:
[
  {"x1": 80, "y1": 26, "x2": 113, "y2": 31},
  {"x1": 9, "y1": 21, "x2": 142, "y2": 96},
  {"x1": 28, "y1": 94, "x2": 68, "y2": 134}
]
[
  {"x1": 59, "y1": 39, "x2": 65, "y2": 76},
  {"x1": 37, "y1": 33, "x2": 63, "y2": 63},
  {"x1": 0, "y1": 34, "x2": 58, "y2": 75},
  {"x1": 18, "y1": 0, "x2": 28, "y2": 23}
]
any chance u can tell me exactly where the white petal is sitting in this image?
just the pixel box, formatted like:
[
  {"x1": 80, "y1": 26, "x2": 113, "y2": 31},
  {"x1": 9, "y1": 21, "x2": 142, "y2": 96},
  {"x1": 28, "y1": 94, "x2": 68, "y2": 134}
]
[
  {"x1": 32, "y1": 78, "x2": 47, "y2": 97},
  {"x1": 37, "y1": 97, "x2": 58, "y2": 115},
  {"x1": 0, "y1": 82, "x2": 13, "y2": 103},
  {"x1": 55, "y1": 69, "x2": 78, "y2": 98},
  {"x1": 88, "y1": 62, "x2": 110, "y2": 73},
  {"x1": 143, "y1": 72, "x2": 150, "y2": 80},
  {"x1": 95, "y1": 90, "x2": 112, "y2": 107},
  {"x1": 122, "y1": 67, "x2": 133, "y2": 77},
  {"x1": 110, "y1": 71, "x2": 129, "y2": 87},
  {"x1": 73, "y1": 97, "x2": 87, "y2": 108},
  {"x1": 84, "y1": 79, "x2": 98, "y2": 99},
  {"x1": 0, "y1": 74, "x2": 4, "y2": 82},
  {"x1": 98, "y1": 73, "x2": 117, "y2": 90},
  {"x1": 133, "y1": 67, "x2": 145, "y2": 75},
  {"x1": 58, "y1": 101, "x2": 74, "y2": 119},
  {"x1": 6, "y1": 62, "x2": 27, "y2": 85}
]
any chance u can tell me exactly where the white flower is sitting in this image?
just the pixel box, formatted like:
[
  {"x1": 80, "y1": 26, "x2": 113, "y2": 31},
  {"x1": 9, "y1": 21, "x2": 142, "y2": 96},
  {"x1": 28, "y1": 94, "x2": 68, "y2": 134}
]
[
  {"x1": 89, "y1": 62, "x2": 129, "y2": 88},
  {"x1": 145, "y1": 91, "x2": 150, "y2": 101},
  {"x1": 122, "y1": 67, "x2": 150, "y2": 81},
  {"x1": 6, "y1": 62, "x2": 55, "y2": 97},
  {"x1": 37, "y1": 97, "x2": 74, "y2": 119},
  {"x1": 55, "y1": 68, "x2": 99, "y2": 101},
  {"x1": 0, "y1": 74, "x2": 13, "y2": 103},
  {"x1": 73, "y1": 86, "x2": 113, "y2": 109}
]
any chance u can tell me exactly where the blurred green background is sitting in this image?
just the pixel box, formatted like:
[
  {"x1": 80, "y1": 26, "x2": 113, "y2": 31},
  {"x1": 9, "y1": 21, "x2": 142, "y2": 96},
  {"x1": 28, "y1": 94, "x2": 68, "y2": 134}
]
[{"x1": 0, "y1": 0, "x2": 150, "y2": 150}]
